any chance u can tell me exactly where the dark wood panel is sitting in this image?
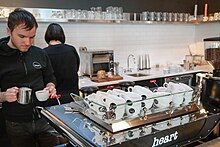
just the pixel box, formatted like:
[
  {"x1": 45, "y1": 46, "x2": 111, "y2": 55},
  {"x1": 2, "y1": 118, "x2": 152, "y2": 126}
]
[
  {"x1": 199, "y1": 0, "x2": 220, "y2": 14},
  {"x1": 0, "y1": 0, "x2": 198, "y2": 13}
]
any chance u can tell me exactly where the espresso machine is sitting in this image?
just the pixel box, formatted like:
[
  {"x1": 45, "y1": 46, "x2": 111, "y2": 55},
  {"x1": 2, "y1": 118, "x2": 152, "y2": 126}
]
[{"x1": 39, "y1": 37, "x2": 220, "y2": 147}]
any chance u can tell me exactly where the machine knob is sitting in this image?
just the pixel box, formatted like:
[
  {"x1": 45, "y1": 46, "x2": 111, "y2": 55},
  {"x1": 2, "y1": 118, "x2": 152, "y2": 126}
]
[{"x1": 128, "y1": 131, "x2": 134, "y2": 137}]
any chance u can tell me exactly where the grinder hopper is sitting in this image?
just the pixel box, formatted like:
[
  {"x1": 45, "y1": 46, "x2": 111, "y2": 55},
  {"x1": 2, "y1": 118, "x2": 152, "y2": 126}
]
[{"x1": 204, "y1": 37, "x2": 220, "y2": 77}]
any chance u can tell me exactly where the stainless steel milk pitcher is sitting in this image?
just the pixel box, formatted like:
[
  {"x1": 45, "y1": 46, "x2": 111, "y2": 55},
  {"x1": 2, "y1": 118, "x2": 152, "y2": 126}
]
[{"x1": 17, "y1": 87, "x2": 32, "y2": 104}]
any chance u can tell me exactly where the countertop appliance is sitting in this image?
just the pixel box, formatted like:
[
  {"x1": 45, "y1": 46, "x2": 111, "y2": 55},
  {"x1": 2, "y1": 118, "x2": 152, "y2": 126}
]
[
  {"x1": 192, "y1": 37, "x2": 220, "y2": 146},
  {"x1": 38, "y1": 39, "x2": 220, "y2": 147},
  {"x1": 200, "y1": 37, "x2": 220, "y2": 113},
  {"x1": 79, "y1": 48, "x2": 114, "y2": 78},
  {"x1": 39, "y1": 81, "x2": 220, "y2": 146}
]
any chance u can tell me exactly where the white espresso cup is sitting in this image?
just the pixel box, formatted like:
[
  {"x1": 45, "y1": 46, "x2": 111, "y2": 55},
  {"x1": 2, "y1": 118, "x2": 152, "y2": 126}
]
[
  {"x1": 150, "y1": 91, "x2": 172, "y2": 108},
  {"x1": 35, "y1": 89, "x2": 49, "y2": 101},
  {"x1": 128, "y1": 85, "x2": 153, "y2": 95},
  {"x1": 103, "y1": 93, "x2": 126, "y2": 120}
]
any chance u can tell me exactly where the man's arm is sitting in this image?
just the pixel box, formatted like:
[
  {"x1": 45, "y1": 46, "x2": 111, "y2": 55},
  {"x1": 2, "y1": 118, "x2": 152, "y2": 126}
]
[{"x1": 0, "y1": 87, "x2": 19, "y2": 103}]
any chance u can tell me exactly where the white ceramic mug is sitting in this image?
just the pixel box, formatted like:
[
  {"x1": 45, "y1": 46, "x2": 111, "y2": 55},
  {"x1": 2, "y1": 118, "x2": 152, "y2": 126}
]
[
  {"x1": 150, "y1": 92, "x2": 172, "y2": 109},
  {"x1": 178, "y1": 83, "x2": 193, "y2": 91},
  {"x1": 110, "y1": 89, "x2": 126, "y2": 97},
  {"x1": 128, "y1": 85, "x2": 153, "y2": 95},
  {"x1": 168, "y1": 82, "x2": 185, "y2": 107},
  {"x1": 97, "y1": 91, "x2": 126, "y2": 120},
  {"x1": 84, "y1": 93, "x2": 105, "y2": 115},
  {"x1": 118, "y1": 92, "x2": 142, "y2": 118},
  {"x1": 142, "y1": 98, "x2": 154, "y2": 110},
  {"x1": 172, "y1": 83, "x2": 192, "y2": 107},
  {"x1": 111, "y1": 89, "x2": 151, "y2": 117},
  {"x1": 35, "y1": 89, "x2": 49, "y2": 101},
  {"x1": 178, "y1": 83, "x2": 193, "y2": 106},
  {"x1": 164, "y1": 82, "x2": 184, "y2": 93},
  {"x1": 172, "y1": 93, "x2": 184, "y2": 107},
  {"x1": 153, "y1": 86, "x2": 168, "y2": 92},
  {"x1": 182, "y1": 91, "x2": 193, "y2": 106}
]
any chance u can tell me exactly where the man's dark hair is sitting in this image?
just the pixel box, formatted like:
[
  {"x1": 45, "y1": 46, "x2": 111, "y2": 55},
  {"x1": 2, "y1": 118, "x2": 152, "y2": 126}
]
[
  {"x1": 7, "y1": 8, "x2": 38, "y2": 31},
  {"x1": 44, "y1": 23, "x2": 66, "y2": 44}
]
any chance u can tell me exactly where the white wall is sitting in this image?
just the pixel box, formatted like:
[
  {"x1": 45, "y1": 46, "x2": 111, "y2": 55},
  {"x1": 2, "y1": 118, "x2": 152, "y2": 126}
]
[
  {"x1": 195, "y1": 22, "x2": 220, "y2": 42},
  {"x1": 0, "y1": 22, "x2": 198, "y2": 68}
]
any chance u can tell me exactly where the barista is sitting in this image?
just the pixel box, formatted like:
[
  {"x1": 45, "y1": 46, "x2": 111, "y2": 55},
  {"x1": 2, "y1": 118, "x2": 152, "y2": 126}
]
[{"x1": 0, "y1": 8, "x2": 59, "y2": 147}]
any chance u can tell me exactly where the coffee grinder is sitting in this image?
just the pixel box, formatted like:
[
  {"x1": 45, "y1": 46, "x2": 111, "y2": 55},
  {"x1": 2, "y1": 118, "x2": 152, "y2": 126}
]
[{"x1": 198, "y1": 37, "x2": 220, "y2": 113}]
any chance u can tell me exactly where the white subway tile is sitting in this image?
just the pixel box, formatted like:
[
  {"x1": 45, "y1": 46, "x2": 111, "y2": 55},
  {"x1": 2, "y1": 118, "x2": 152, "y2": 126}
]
[{"x1": 0, "y1": 21, "x2": 217, "y2": 67}]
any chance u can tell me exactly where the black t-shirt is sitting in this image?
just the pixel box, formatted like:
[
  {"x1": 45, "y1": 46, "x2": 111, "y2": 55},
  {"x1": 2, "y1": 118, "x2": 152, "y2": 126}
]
[
  {"x1": 44, "y1": 43, "x2": 80, "y2": 105},
  {"x1": 0, "y1": 39, "x2": 56, "y2": 122}
]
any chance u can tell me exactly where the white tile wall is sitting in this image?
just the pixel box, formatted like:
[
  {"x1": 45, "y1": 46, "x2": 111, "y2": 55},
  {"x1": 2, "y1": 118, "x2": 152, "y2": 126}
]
[
  {"x1": 195, "y1": 22, "x2": 220, "y2": 42},
  {"x1": 36, "y1": 23, "x2": 196, "y2": 68},
  {"x1": 0, "y1": 23, "x2": 7, "y2": 35},
  {"x1": 2, "y1": 21, "x2": 215, "y2": 69}
]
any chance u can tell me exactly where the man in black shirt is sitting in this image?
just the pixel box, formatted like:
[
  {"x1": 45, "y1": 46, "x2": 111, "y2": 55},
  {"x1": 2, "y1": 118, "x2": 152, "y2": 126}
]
[{"x1": 0, "y1": 8, "x2": 59, "y2": 147}]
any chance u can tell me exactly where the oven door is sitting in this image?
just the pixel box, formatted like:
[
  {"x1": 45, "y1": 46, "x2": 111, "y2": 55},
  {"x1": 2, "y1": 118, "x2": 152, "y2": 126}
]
[{"x1": 92, "y1": 62, "x2": 110, "y2": 76}]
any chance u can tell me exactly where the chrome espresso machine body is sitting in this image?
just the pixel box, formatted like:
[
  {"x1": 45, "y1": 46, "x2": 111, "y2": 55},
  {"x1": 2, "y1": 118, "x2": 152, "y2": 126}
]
[
  {"x1": 40, "y1": 85, "x2": 220, "y2": 146},
  {"x1": 39, "y1": 38, "x2": 220, "y2": 147}
]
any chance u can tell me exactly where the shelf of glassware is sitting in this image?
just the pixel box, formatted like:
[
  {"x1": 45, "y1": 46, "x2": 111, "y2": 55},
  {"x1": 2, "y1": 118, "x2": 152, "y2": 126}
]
[
  {"x1": 0, "y1": 17, "x2": 218, "y2": 24},
  {"x1": 51, "y1": 19, "x2": 195, "y2": 24}
]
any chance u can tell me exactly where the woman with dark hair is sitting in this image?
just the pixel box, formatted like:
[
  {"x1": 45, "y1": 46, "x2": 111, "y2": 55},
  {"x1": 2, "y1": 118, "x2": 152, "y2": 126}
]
[{"x1": 44, "y1": 23, "x2": 80, "y2": 105}]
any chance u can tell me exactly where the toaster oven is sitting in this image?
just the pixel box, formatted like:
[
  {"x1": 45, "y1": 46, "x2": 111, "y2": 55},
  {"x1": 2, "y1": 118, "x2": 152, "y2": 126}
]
[{"x1": 79, "y1": 48, "x2": 114, "y2": 77}]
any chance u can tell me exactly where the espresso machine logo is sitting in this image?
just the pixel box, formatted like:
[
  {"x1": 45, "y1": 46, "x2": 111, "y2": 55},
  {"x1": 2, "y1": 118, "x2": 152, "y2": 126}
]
[{"x1": 152, "y1": 131, "x2": 178, "y2": 147}]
